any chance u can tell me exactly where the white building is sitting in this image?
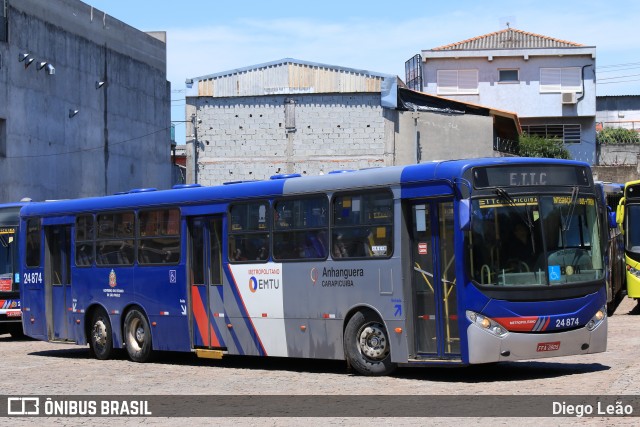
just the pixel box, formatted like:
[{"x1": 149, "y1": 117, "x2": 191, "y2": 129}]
[{"x1": 415, "y1": 28, "x2": 596, "y2": 164}]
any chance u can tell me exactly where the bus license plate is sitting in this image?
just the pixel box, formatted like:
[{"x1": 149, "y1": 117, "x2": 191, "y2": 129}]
[
  {"x1": 6, "y1": 310, "x2": 21, "y2": 318},
  {"x1": 536, "y1": 341, "x2": 560, "y2": 352}
]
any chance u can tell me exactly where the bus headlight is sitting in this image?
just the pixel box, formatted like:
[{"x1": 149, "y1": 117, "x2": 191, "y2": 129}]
[
  {"x1": 586, "y1": 306, "x2": 606, "y2": 331},
  {"x1": 466, "y1": 310, "x2": 508, "y2": 338},
  {"x1": 627, "y1": 266, "x2": 640, "y2": 278}
]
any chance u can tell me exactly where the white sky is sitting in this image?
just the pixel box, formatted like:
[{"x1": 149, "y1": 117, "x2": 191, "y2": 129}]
[{"x1": 87, "y1": 0, "x2": 640, "y2": 144}]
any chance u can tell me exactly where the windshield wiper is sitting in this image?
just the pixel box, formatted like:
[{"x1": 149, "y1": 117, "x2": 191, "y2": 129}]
[
  {"x1": 562, "y1": 186, "x2": 580, "y2": 232},
  {"x1": 495, "y1": 187, "x2": 536, "y2": 250},
  {"x1": 495, "y1": 187, "x2": 535, "y2": 229}
]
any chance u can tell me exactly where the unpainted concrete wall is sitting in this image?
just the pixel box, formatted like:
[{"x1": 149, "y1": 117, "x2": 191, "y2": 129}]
[{"x1": 0, "y1": 0, "x2": 170, "y2": 201}]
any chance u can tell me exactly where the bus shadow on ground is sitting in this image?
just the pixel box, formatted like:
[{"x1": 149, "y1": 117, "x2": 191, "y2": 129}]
[
  {"x1": 396, "y1": 361, "x2": 609, "y2": 383},
  {"x1": 628, "y1": 304, "x2": 640, "y2": 315},
  {"x1": 28, "y1": 346, "x2": 609, "y2": 382}
]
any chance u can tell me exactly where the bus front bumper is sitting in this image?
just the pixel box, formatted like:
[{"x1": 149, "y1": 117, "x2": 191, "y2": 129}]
[{"x1": 466, "y1": 318, "x2": 608, "y2": 364}]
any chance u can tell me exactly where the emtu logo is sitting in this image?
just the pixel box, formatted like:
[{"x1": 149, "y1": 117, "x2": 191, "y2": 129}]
[{"x1": 248, "y1": 277, "x2": 258, "y2": 293}]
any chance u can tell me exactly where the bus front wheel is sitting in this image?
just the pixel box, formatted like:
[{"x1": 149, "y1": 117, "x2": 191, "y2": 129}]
[
  {"x1": 344, "y1": 310, "x2": 396, "y2": 376},
  {"x1": 89, "y1": 308, "x2": 113, "y2": 360},
  {"x1": 124, "y1": 309, "x2": 153, "y2": 363}
]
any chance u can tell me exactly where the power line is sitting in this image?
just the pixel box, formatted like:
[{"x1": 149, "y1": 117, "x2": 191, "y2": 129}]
[
  {"x1": 597, "y1": 78, "x2": 640, "y2": 85},
  {"x1": 597, "y1": 61, "x2": 640, "y2": 69},
  {"x1": 598, "y1": 65, "x2": 640, "y2": 74},
  {"x1": 598, "y1": 73, "x2": 640, "y2": 81}
]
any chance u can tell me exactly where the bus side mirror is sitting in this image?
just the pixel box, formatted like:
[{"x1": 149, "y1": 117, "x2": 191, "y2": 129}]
[
  {"x1": 459, "y1": 199, "x2": 471, "y2": 231},
  {"x1": 616, "y1": 198, "x2": 625, "y2": 234}
]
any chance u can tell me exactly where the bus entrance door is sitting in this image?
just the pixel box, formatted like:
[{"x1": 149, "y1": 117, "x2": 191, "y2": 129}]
[
  {"x1": 410, "y1": 201, "x2": 460, "y2": 359},
  {"x1": 188, "y1": 216, "x2": 226, "y2": 350},
  {"x1": 44, "y1": 224, "x2": 73, "y2": 342}
]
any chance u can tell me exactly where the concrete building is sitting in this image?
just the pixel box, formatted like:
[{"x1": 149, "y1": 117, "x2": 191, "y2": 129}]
[
  {"x1": 185, "y1": 58, "x2": 519, "y2": 185},
  {"x1": 415, "y1": 28, "x2": 597, "y2": 164},
  {"x1": 0, "y1": 0, "x2": 171, "y2": 202},
  {"x1": 596, "y1": 95, "x2": 640, "y2": 132}
]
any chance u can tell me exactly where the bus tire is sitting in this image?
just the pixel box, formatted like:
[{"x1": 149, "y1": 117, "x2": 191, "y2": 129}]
[
  {"x1": 344, "y1": 310, "x2": 396, "y2": 376},
  {"x1": 89, "y1": 308, "x2": 113, "y2": 360},
  {"x1": 124, "y1": 309, "x2": 152, "y2": 363},
  {"x1": 9, "y1": 325, "x2": 24, "y2": 339}
]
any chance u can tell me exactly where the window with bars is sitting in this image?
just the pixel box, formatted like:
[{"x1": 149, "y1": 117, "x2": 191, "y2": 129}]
[
  {"x1": 540, "y1": 67, "x2": 582, "y2": 93},
  {"x1": 522, "y1": 124, "x2": 581, "y2": 144},
  {"x1": 437, "y1": 69, "x2": 479, "y2": 95}
]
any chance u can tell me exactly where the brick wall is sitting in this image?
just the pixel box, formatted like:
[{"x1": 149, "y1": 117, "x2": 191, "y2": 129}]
[{"x1": 192, "y1": 93, "x2": 391, "y2": 185}]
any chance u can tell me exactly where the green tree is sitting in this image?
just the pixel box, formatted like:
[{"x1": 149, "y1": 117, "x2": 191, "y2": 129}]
[
  {"x1": 596, "y1": 127, "x2": 640, "y2": 145},
  {"x1": 518, "y1": 133, "x2": 571, "y2": 159}
]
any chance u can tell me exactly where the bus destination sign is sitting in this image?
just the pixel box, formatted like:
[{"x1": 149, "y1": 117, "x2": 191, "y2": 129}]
[{"x1": 473, "y1": 165, "x2": 589, "y2": 189}]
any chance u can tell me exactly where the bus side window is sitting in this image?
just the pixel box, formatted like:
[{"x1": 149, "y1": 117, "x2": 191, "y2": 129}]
[
  {"x1": 331, "y1": 191, "x2": 393, "y2": 260},
  {"x1": 272, "y1": 196, "x2": 328, "y2": 261},
  {"x1": 25, "y1": 219, "x2": 41, "y2": 268},
  {"x1": 138, "y1": 208, "x2": 181, "y2": 265},
  {"x1": 229, "y1": 201, "x2": 270, "y2": 263}
]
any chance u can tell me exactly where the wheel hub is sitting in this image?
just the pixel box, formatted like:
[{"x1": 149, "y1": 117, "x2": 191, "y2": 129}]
[
  {"x1": 358, "y1": 323, "x2": 389, "y2": 360},
  {"x1": 93, "y1": 321, "x2": 106, "y2": 347},
  {"x1": 135, "y1": 326, "x2": 145, "y2": 343}
]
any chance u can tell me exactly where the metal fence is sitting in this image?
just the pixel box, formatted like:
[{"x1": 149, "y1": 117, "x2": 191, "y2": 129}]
[
  {"x1": 493, "y1": 136, "x2": 518, "y2": 155},
  {"x1": 596, "y1": 127, "x2": 640, "y2": 145}
]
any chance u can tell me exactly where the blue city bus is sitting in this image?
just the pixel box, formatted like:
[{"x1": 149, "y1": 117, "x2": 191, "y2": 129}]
[
  {"x1": 0, "y1": 203, "x2": 25, "y2": 337},
  {"x1": 19, "y1": 158, "x2": 608, "y2": 375},
  {"x1": 595, "y1": 182, "x2": 625, "y2": 315}
]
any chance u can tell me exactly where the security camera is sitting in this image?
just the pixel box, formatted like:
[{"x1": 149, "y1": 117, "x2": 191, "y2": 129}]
[{"x1": 45, "y1": 63, "x2": 55, "y2": 75}]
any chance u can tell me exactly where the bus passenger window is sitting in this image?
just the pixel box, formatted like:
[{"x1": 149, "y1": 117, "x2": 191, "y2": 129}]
[
  {"x1": 272, "y1": 196, "x2": 328, "y2": 261},
  {"x1": 25, "y1": 219, "x2": 41, "y2": 268},
  {"x1": 75, "y1": 214, "x2": 94, "y2": 267},
  {"x1": 229, "y1": 202, "x2": 270, "y2": 263},
  {"x1": 138, "y1": 208, "x2": 181, "y2": 265},
  {"x1": 331, "y1": 191, "x2": 393, "y2": 260}
]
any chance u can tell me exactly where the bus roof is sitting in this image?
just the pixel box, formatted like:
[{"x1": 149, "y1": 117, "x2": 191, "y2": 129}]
[{"x1": 20, "y1": 157, "x2": 591, "y2": 218}]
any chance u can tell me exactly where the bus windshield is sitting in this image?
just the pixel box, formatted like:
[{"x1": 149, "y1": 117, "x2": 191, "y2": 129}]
[
  {"x1": 0, "y1": 232, "x2": 15, "y2": 284},
  {"x1": 469, "y1": 191, "x2": 604, "y2": 287},
  {"x1": 625, "y1": 204, "x2": 640, "y2": 254}
]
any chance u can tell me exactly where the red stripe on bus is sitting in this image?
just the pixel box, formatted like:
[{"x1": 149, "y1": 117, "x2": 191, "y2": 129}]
[{"x1": 190, "y1": 286, "x2": 221, "y2": 347}]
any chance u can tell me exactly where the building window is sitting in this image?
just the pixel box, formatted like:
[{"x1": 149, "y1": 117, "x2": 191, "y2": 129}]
[
  {"x1": 499, "y1": 69, "x2": 519, "y2": 83},
  {"x1": 522, "y1": 124, "x2": 581, "y2": 144},
  {"x1": 540, "y1": 67, "x2": 582, "y2": 93},
  {"x1": 437, "y1": 69, "x2": 479, "y2": 95}
]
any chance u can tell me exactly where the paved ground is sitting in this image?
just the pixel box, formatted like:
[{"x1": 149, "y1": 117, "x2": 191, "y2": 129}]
[{"x1": 1, "y1": 296, "x2": 639, "y2": 426}]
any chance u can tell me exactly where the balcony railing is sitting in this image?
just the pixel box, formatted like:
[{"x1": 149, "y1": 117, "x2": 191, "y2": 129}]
[{"x1": 494, "y1": 136, "x2": 518, "y2": 155}]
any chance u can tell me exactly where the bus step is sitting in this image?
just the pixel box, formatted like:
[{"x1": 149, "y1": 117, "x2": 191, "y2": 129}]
[
  {"x1": 407, "y1": 357, "x2": 463, "y2": 364},
  {"x1": 50, "y1": 339, "x2": 76, "y2": 344},
  {"x1": 195, "y1": 349, "x2": 224, "y2": 359}
]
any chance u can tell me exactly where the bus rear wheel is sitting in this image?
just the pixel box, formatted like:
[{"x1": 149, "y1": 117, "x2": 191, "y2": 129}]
[
  {"x1": 89, "y1": 308, "x2": 113, "y2": 360},
  {"x1": 344, "y1": 310, "x2": 396, "y2": 376},
  {"x1": 124, "y1": 309, "x2": 153, "y2": 363}
]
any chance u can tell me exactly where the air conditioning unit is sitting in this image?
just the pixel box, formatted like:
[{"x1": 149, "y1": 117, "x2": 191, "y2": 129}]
[{"x1": 561, "y1": 92, "x2": 577, "y2": 104}]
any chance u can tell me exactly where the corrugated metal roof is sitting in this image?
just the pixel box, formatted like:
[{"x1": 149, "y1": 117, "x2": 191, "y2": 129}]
[
  {"x1": 431, "y1": 28, "x2": 584, "y2": 51},
  {"x1": 186, "y1": 58, "x2": 396, "y2": 98}
]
